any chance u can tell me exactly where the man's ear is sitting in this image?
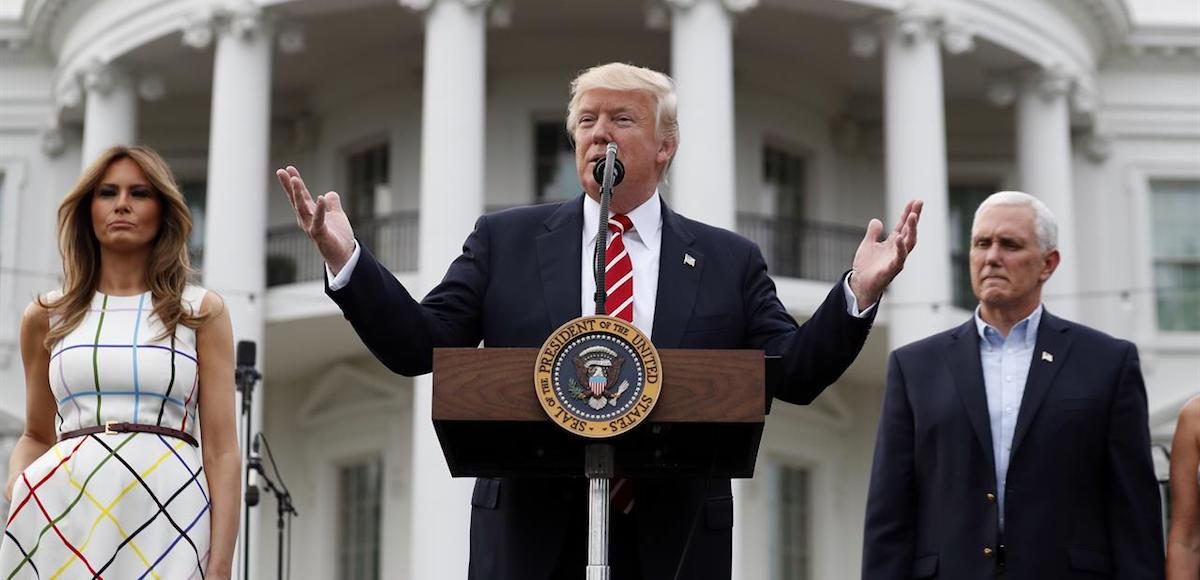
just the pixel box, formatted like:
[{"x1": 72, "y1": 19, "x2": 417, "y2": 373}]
[
  {"x1": 657, "y1": 137, "x2": 678, "y2": 165},
  {"x1": 1040, "y1": 248, "x2": 1061, "y2": 282}
]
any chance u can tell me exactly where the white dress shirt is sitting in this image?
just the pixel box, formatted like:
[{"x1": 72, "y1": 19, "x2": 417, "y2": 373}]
[{"x1": 975, "y1": 304, "x2": 1043, "y2": 531}]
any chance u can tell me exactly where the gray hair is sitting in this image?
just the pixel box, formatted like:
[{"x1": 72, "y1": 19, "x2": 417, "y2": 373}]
[
  {"x1": 973, "y1": 191, "x2": 1058, "y2": 252},
  {"x1": 566, "y1": 62, "x2": 679, "y2": 148}
]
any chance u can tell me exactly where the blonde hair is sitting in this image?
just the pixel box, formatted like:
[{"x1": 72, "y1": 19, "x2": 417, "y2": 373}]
[
  {"x1": 566, "y1": 62, "x2": 680, "y2": 148},
  {"x1": 38, "y1": 145, "x2": 206, "y2": 349}
]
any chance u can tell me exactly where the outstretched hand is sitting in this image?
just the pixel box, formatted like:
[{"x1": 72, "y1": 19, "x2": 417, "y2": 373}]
[
  {"x1": 275, "y1": 165, "x2": 357, "y2": 274},
  {"x1": 849, "y1": 199, "x2": 923, "y2": 310}
]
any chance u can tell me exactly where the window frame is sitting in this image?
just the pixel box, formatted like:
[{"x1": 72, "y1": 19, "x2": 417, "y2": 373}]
[{"x1": 1128, "y1": 165, "x2": 1200, "y2": 348}]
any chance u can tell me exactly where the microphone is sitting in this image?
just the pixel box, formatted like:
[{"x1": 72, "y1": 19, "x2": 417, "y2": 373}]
[
  {"x1": 236, "y1": 340, "x2": 256, "y2": 369},
  {"x1": 246, "y1": 434, "x2": 261, "y2": 507},
  {"x1": 593, "y1": 148, "x2": 625, "y2": 189}
]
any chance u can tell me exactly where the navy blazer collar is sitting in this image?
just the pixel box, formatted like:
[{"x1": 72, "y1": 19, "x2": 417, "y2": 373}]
[{"x1": 533, "y1": 195, "x2": 701, "y2": 348}]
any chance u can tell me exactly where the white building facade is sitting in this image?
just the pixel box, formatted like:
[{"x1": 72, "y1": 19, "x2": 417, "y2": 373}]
[{"x1": 0, "y1": 0, "x2": 1197, "y2": 578}]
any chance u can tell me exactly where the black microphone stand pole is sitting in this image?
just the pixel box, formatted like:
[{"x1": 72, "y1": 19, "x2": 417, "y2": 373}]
[
  {"x1": 249, "y1": 434, "x2": 299, "y2": 580},
  {"x1": 586, "y1": 143, "x2": 623, "y2": 580},
  {"x1": 235, "y1": 341, "x2": 262, "y2": 580}
]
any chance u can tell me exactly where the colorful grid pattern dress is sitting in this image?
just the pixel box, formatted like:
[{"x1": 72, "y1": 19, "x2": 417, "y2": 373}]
[{"x1": 1, "y1": 287, "x2": 211, "y2": 579}]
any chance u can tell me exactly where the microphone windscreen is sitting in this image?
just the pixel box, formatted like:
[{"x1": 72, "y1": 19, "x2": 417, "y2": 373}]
[
  {"x1": 236, "y1": 340, "x2": 256, "y2": 368},
  {"x1": 592, "y1": 158, "x2": 625, "y2": 188}
]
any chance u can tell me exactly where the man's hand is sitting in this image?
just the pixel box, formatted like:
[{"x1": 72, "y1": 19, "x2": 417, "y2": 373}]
[
  {"x1": 275, "y1": 166, "x2": 357, "y2": 274},
  {"x1": 850, "y1": 199, "x2": 923, "y2": 310}
]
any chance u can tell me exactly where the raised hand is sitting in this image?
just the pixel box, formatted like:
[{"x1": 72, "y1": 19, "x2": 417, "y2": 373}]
[
  {"x1": 849, "y1": 199, "x2": 923, "y2": 310},
  {"x1": 275, "y1": 165, "x2": 357, "y2": 274}
]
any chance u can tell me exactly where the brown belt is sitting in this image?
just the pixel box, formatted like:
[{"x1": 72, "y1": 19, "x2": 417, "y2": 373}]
[{"x1": 60, "y1": 421, "x2": 198, "y2": 447}]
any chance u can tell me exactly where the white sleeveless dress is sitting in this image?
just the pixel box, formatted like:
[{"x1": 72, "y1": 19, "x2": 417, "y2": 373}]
[{"x1": 1, "y1": 287, "x2": 211, "y2": 579}]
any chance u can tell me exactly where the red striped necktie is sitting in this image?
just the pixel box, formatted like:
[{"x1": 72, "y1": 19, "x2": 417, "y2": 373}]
[
  {"x1": 605, "y1": 213, "x2": 636, "y2": 514},
  {"x1": 605, "y1": 214, "x2": 635, "y2": 323}
]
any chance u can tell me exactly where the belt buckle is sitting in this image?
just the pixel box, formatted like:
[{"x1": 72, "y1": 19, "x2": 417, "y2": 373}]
[{"x1": 104, "y1": 420, "x2": 117, "y2": 435}]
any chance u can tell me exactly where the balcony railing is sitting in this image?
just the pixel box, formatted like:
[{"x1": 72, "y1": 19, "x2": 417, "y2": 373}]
[
  {"x1": 265, "y1": 210, "x2": 420, "y2": 287},
  {"x1": 736, "y1": 214, "x2": 863, "y2": 283}
]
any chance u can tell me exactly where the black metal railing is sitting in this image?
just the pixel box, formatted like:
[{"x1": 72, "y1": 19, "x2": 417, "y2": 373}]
[
  {"x1": 265, "y1": 210, "x2": 420, "y2": 287},
  {"x1": 736, "y1": 214, "x2": 863, "y2": 283}
]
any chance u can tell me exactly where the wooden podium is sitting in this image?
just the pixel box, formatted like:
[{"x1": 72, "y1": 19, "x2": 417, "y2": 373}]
[{"x1": 431, "y1": 347, "x2": 769, "y2": 479}]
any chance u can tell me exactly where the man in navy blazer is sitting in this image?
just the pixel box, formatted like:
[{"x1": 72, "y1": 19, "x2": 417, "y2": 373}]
[
  {"x1": 278, "y1": 63, "x2": 922, "y2": 579},
  {"x1": 863, "y1": 191, "x2": 1163, "y2": 579}
]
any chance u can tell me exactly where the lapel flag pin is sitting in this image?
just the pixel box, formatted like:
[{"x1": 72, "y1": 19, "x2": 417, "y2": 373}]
[
  {"x1": 684, "y1": 254, "x2": 696, "y2": 267},
  {"x1": 1041, "y1": 351, "x2": 1054, "y2": 363}
]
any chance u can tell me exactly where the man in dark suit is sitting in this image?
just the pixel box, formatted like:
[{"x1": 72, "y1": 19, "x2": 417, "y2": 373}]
[
  {"x1": 278, "y1": 63, "x2": 922, "y2": 579},
  {"x1": 862, "y1": 191, "x2": 1164, "y2": 579}
]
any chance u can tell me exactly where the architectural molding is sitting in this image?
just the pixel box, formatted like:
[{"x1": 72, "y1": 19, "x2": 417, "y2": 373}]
[
  {"x1": 1023, "y1": 65, "x2": 1072, "y2": 101},
  {"x1": 298, "y1": 364, "x2": 406, "y2": 429},
  {"x1": 40, "y1": 123, "x2": 65, "y2": 157},
  {"x1": 181, "y1": 11, "x2": 215, "y2": 49},
  {"x1": 850, "y1": 9, "x2": 974, "y2": 59},
  {"x1": 81, "y1": 60, "x2": 126, "y2": 96},
  {"x1": 1078, "y1": 131, "x2": 1111, "y2": 164}
]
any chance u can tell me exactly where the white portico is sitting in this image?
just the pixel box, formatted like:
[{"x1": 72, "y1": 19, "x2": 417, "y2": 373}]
[{"x1": 0, "y1": 0, "x2": 1196, "y2": 578}]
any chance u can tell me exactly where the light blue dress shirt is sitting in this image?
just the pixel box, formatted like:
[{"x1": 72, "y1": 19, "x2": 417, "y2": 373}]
[{"x1": 974, "y1": 304, "x2": 1043, "y2": 531}]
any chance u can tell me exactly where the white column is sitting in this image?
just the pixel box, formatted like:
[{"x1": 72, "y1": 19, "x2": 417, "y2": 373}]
[
  {"x1": 81, "y1": 64, "x2": 137, "y2": 166},
  {"x1": 200, "y1": 9, "x2": 272, "y2": 579},
  {"x1": 668, "y1": 0, "x2": 752, "y2": 230},
  {"x1": 403, "y1": 0, "x2": 487, "y2": 578},
  {"x1": 883, "y1": 10, "x2": 953, "y2": 349},
  {"x1": 1016, "y1": 68, "x2": 1078, "y2": 319}
]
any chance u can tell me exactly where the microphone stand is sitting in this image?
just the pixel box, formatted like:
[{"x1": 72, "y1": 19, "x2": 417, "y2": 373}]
[
  {"x1": 586, "y1": 142, "x2": 622, "y2": 580},
  {"x1": 235, "y1": 342, "x2": 262, "y2": 580},
  {"x1": 249, "y1": 434, "x2": 299, "y2": 580}
]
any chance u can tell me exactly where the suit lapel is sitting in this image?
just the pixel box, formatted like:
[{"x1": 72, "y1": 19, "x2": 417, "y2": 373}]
[
  {"x1": 536, "y1": 197, "x2": 584, "y2": 330},
  {"x1": 650, "y1": 201, "x2": 700, "y2": 348},
  {"x1": 947, "y1": 320, "x2": 996, "y2": 473},
  {"x1": 1010, "y1": 311, "x2": 1072, "y2": 460}
]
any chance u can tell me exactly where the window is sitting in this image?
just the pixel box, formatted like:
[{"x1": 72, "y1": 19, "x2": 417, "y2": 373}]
[
  {"x1": 774, "y1": 464, "x2": 812, "y2": 580},
  {"x1": 535, "y1": 120, "x2": 577, "y2": 203},
  {"x1": 760, "y1": 146, "x2": 807, "y2": 277},
  {"x1": 948, "y1": 184, "x2": 996, "y2": 310},
  {"x1": 1151, "y1": 180, "x2": 1200, "y2": 331},
  {"x1": 178, "y1": 180, "x2": 206, "y2": 269},
  {"x1": 337, "y1": 456, "x2": 383, "y2": 580},
  {"x1": 345, "y1": 143, "x2": 390, "y2": 255}
]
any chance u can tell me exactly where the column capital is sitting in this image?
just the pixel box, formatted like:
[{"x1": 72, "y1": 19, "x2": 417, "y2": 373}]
[
  {"x1": 1023, "y1": 66, "x2": 1073, "y2": 101},
  {"x1": 57, "y1": 80, "x2": 83, "y2": 109},
  {"x1": 940, "y1": 16, "x2": 974, "y2": 55},
  {"x1": 40, "y1": 123, "x2": 65, "y2": 157},
  {"x1": 277, "y1": 21, "x2": 306, "y2": 53},
  {"x1": 82, "y1": 61, "x2": 130, "y2": 96},
  {"x1": 182, "y1": 11, "x2": 215, "y2": 49},
  {"x1": 885, "y1": 7, "x2": 940, "y2": 47},
  {"x1": 400, "y1": 0, "x2": 492, "y2": 12}
]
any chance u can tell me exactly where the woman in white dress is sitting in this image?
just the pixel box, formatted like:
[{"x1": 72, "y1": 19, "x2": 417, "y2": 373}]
[
  {"x1": 1168, "y1": 396, "x2": 1200, "y2": 579},
  {"x1": 1, "y1": 145, "x2": 240, "y2": 579}
]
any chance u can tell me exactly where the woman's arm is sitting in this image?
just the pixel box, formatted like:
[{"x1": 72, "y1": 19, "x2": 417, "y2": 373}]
[
  {"x1": 196, "y1": 292, "x2": 241, "y2": 579},
  {"x1": 1167, "y1": 397, "x2": 1200, "y2": 579},
  {"x1": 5, "y1": 302, "x2": 58, "y2": 501}
]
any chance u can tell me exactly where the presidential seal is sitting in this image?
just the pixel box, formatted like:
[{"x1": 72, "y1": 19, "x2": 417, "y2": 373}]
[{"x1": 534, "y1": 316, "x2": 662, "y2": 438}]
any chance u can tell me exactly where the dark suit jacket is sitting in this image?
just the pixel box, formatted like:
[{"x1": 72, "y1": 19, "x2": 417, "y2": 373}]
[
  {"x1": 862, "y1": 311, "x2": 1164, "y2": 579},
  {"x1": 328, "y1": 195, "x2": 875, "y2": 579}
]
